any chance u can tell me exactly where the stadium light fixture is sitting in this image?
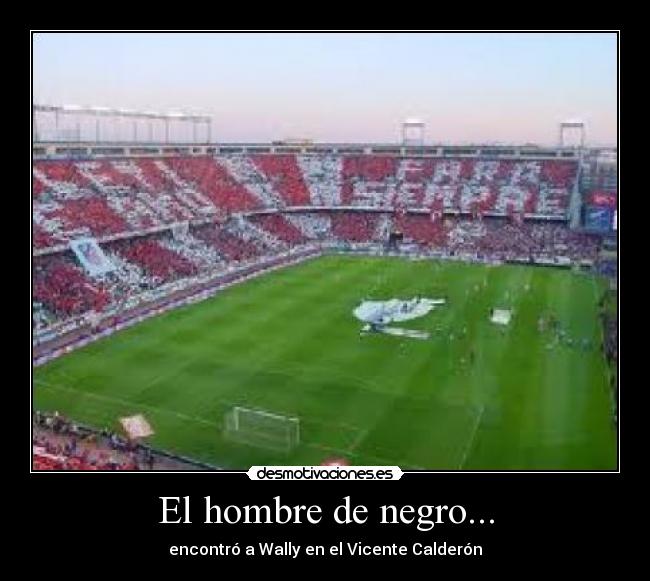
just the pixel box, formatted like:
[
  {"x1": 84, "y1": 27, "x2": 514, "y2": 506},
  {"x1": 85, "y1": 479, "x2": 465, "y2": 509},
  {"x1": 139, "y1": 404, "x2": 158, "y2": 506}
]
[{"x1": 34, "y1": 103, "x2": 212, "y2": 143}]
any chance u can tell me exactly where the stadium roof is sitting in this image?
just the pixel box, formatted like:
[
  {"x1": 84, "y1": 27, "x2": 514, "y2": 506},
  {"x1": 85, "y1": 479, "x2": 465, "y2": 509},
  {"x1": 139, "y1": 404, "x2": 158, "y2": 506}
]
[{"x1": 33, "y1": 104, "x2": 211, "y2": 123}]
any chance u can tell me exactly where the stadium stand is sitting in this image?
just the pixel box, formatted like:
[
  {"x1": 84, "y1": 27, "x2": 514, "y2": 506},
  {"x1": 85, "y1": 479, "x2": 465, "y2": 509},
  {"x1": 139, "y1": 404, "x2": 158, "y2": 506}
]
[
  {"x1": 330, "y1": 211, "x2": 381, "y2": 242},
  {"x1": 193, "y1": 223, "x2": 264, "y2": 262},
  {"x1": 32, "y1": 411, "x2": 205, "y2": 471},
  {"x1": 32, "y1": 155, "x2": 579, "y2": 247},
  {"x1": 165, "y1": 156, "x2": 262, "y2": 212},
  {"x1": 252, "y1": 155, "x2": 312, "y2": 206},
  {"x1": 134, "y1": 158, "x2": 178, "y2": 193},
  {"x1": 297, "y1": 154, "x2": 342, "y2": 206},
  {"x1": 248, "y1": 213, "x2": 308, "y2": 245},
  {"x1": 394, "y1": 212, "x2": 448, "y2": 247},
  {"x1": 33, "y1": 194, "x2": 129, "y2": 242},
  {"x1": 35, "y1": 159, "x2": 94, "y2": 191},
  {"x1": 33, "y1": 254, "x2": 111, "y2": 319},
  {"x1": 112, "y1": 237, "x2": 198, "y2": 283}
]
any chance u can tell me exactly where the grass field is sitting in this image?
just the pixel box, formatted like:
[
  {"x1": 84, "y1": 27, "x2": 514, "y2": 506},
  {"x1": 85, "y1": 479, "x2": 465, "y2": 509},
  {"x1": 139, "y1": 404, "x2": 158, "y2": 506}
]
[{"x1": 33, "y1": 255, "x2": 617, "y2": 470}]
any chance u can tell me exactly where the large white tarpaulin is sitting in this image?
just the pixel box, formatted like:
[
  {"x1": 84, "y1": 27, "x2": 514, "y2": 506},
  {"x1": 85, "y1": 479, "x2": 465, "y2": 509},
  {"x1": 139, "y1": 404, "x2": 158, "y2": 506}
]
[
  {"x1": 69, "y1": 238, "x2": 115, "y2": 276},
  {"x1": 354, "y1": 297, "x2": 444, "y2": 341},
  {"x1": 353, "y1": 297, "x2": 445, "y2": 325}
]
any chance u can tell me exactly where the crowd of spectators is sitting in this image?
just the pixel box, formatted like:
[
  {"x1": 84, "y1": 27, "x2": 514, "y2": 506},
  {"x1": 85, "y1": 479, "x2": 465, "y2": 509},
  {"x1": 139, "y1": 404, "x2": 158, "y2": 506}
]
[
  {"x1": 33, "y1": 254, "x2": 111, "y2": 320},
  {"x1": 251, "y1": 155, "x2": 312, "y2": 206},
  {"x1": 248, "y1": 213, "x2": 307, "y2": 244},
  {"x1": 33, "y1": 155, "x2": 579, "y2": 252},
  {"x1": 442, "y1": 218, "x2": 600, "y2": 262},
  {"x1": 330, "y1": 212, "x2": 381, "y2": 242},
  {"x1": 193, "y1": 223, "x2": 265, "y2": 262},
  {"x1": 111, "y1": 237, "x2": 198, "y2": 283},
  {"x1": 33, "y1": 411, "x2": 149, "y2": 470}
]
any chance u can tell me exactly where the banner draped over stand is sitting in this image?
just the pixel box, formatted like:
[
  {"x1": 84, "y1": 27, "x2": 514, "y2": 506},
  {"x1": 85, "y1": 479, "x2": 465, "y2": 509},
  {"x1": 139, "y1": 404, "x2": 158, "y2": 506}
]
[{"x1": 69, "y1": 238, "x2": 115, "y2": 276}]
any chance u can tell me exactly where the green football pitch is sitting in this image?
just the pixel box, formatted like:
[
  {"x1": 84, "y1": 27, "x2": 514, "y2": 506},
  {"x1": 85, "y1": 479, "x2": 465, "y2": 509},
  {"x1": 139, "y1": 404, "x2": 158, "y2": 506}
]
[{"x1": 33, "y1": 255, "x2": 617, "y2": 470}]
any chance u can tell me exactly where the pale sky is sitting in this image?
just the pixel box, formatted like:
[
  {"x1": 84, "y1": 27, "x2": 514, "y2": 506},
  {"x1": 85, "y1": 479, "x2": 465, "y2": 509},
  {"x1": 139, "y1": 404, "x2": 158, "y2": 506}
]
[{"x1": 33, "y1": 32, "x2": 618, "y2": 145}]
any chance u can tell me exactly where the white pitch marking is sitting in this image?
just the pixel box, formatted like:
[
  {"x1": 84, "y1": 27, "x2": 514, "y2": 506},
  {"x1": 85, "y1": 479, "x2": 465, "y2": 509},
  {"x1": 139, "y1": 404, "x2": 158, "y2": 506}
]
[
  {"x1": 456, "y1": 404, "x2": 485, "y2": 470},
  {"x1": 347, "y1": 428, "x2": 369, "y2": 453},
  {"x1": 34, "y1": 379, "x2": 218, "y2": 427}
]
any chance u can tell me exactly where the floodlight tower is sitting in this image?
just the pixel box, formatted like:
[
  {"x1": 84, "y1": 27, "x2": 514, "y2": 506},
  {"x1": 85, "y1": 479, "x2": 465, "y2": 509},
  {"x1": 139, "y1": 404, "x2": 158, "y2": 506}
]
[
  {"x1": 559, "y1": 119, "x2": 586, "y2": 148},
  {"x1": 402, "y1": 118, "x2": 425, "y2": 146},
  {"x1": 559, "y1": 119, "x2": 587, "y2": 230},
  {"x1": 33, "y1": 103, "x2": 213, "y2": 144}
]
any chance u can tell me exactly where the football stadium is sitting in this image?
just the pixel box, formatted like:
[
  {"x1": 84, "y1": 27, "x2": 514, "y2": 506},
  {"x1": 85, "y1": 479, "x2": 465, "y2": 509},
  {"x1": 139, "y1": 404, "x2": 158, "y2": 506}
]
[{"x1": 31, "y1": 36, "x2": 618, "y2": 472}]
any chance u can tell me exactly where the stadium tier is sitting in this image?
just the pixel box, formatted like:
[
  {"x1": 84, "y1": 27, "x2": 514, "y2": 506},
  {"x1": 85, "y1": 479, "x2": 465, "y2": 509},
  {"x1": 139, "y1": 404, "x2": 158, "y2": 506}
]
[{"x1": 33, "y1": 154, "x2": 577, "y2": 246}]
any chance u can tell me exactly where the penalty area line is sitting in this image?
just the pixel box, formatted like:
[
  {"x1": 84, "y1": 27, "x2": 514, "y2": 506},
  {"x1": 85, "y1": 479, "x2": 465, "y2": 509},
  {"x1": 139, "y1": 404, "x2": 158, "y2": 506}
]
[
  {"x1": 33, "y1": 379, "x2": 219, "y2": 428},
  {"x1": 456, "y1": 404, "x2": 485, "y2": 470},
  {"x1": 346, "y1": 427, "x2": 369, "y2": 454}
]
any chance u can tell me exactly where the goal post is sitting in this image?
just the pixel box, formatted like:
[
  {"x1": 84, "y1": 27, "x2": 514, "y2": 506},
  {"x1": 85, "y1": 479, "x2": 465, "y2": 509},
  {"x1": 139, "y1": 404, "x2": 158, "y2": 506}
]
[{"x1": 224, "y1": 406, "x2": 300, "y2": 453}]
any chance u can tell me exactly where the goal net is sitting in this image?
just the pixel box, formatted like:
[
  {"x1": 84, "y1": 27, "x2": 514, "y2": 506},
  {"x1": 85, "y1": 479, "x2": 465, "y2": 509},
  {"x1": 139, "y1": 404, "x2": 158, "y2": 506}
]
[{"x1": 224, "y1": 406, "x2": 300, "y2": 453}]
